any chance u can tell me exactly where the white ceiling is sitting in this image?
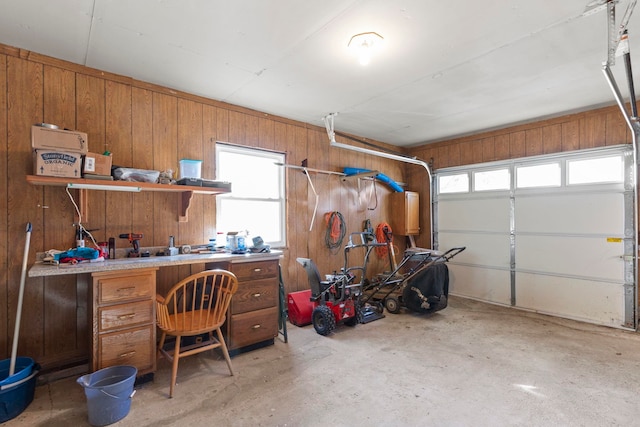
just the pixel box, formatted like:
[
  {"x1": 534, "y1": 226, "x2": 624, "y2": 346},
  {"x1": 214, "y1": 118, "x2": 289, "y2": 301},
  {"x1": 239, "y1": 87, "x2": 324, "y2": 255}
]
[{"x1": 0, "y1": 0, "x2": 638, "y2": 147}]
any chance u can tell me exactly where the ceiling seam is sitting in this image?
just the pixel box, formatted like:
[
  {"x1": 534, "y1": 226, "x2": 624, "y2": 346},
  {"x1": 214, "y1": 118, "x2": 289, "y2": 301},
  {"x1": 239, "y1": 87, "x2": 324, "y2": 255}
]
[
  {"x1": 83, "y1": 0, "x2": 98, "y2": 66},
  {"x1": 222, "y1": 0, "x2": 363, "y2": 101}
]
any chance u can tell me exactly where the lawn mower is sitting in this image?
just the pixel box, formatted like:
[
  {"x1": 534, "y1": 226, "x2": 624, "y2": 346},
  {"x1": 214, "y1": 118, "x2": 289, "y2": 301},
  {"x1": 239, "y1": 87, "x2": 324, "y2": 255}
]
[{"x1": 360, "y1": 245, "x2": 466, "y2": 314}]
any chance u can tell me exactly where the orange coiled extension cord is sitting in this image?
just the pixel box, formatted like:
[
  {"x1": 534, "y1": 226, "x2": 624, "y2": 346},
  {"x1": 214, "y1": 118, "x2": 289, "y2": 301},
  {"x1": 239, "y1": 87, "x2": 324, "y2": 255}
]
[
  {"x1": 375, "y1": 222, "x2": 393, "y2": 259},
  {"x1": 324, "y1": 211, "x2": 346, "y2": 250}
]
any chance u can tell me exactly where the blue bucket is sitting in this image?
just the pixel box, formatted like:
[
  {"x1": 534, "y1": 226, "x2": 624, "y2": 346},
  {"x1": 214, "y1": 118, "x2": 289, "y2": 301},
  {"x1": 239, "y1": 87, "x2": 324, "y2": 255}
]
[
  {"x1": 77, "y1": 365, "x2": 137, "y2": 426},
  {"x1": 0, "y1": 357, "x2": 38, "y2": 423}
]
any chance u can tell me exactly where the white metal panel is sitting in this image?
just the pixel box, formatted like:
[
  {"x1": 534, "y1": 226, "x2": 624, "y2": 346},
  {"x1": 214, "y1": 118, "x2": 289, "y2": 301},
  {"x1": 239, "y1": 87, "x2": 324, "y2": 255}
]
[
  {"x1": 516, "y1": 235, "x2": 624, "y2": 281},
  {"x1": 516, "y1": 272, "x2": 626, "y2": 327},
  {"x1": 516, "y1": 192, "x2": 624, "y2": 235},
  {"x1": 438, "y1": 197, "x2": 510, "y2": 232},
  {"x1": 448, "y1": 265, "x2": 511, "y2": 305},
  {"x1": 438, "y1": 232, "x2": 510, "y2": 268}
]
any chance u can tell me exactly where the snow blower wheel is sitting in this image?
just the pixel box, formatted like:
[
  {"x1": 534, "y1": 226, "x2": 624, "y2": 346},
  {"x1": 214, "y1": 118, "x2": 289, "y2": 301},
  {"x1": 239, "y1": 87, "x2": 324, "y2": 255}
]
[
  {"x1": 344, "y1": 303, "x2": 363, "y2": 326},
  {"x1": 312, "y1": 305, "x2": 336, "y2": 336}
]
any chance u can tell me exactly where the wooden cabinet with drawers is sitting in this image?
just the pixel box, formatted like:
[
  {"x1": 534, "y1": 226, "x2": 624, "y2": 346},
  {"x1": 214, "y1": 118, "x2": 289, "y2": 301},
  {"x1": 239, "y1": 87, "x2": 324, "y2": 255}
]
[
  {"x1": 206, "y1": 259, "x2": 279, "y2": 353},
  {"x1": 90, "y1": 268, "x2": 158, "y2": 375}
]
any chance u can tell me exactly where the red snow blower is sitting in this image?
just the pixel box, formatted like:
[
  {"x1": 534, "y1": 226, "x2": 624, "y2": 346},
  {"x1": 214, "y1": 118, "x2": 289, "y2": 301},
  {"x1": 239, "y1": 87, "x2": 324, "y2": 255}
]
[{"x1": 296, "y1": 232, "x2": 387, "y2": 335}]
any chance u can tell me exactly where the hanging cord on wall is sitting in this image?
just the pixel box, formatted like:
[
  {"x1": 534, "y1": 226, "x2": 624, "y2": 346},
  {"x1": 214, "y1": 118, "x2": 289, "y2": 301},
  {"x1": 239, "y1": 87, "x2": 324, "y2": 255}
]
[
  {"x1": 324, "y1": 211, "x2": 346, "y2": 250},
  {"x1": 66, "y1": 187, "x2": 99, "y2": 249},
  {"x1": 375, "y1": 222, "x2": 392, "y2": 259}
]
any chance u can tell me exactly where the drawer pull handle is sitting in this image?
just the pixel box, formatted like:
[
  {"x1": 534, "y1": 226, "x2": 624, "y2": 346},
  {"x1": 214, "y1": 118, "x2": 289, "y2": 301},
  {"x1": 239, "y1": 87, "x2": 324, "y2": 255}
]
[
  {"x1": 252, "y1": 293, "x2": 261, "y2": 298},
  {"x1": 253, "y1": 268, "x2": 262, "y2": 272},
  {"x1": 117, "y1": 286, "x2": 136, "y2": 292},
  {"x1": 252, "y1": 324, "x2": 261, "y2": 329},
  {"x1": 119, "y1": 351, "x2": 136, "y2": 358},
  {"x1": 117, "y1": 313, "x2": 135, "y2": 320}
]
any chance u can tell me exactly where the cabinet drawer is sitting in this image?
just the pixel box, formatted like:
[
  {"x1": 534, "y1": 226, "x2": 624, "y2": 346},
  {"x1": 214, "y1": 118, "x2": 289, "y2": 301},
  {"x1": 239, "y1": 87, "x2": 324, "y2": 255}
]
[
  {"x1": 232, "y1": 261, "x2": 278, "y2": 281},
  {"x1": 97, "y1": 273, "x2": 154, "y2": 304},
  {"x1": 98, "y1": 325, "x2": 154, "y2": 372},
  {"x1": 99, "y1": 300, "x2": 153, "y2": 332},
  {"x1": 229, "y1": 306, "x2": 278, "y2": 349},
  {"x1": 231, "y1": 278, "x2": 278, "y2": 315}
]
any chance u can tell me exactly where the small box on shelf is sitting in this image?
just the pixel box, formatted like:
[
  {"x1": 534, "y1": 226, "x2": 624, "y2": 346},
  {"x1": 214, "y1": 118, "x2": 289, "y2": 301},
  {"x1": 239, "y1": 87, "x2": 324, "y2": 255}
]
[
  {"x1": 33, "y1": 150, "x2": 82, "y2": 178},
  {"x1": 83, "y1": 152, "x2": 112, "y2": 177},
  {"x1": 31, "y1": 125, "x2": 88, "y2": 154}
]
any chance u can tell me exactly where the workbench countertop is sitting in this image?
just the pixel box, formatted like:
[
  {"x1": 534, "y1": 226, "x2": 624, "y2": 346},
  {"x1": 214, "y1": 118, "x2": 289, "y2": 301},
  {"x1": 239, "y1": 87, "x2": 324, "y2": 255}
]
[{"x1": 28, "y1": 250, "x2": 283, "y2": 277}]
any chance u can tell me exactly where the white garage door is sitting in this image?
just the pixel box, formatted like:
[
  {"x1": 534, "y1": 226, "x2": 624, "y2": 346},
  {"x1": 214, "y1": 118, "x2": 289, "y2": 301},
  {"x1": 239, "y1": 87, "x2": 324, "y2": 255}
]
[{"x1": 435, "y1": 146, "x2": 636, "y2": 329}]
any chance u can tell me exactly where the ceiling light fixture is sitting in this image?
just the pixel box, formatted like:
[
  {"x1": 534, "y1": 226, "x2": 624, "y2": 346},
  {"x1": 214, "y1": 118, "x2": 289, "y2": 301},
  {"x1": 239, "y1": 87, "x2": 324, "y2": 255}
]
[{"x1": 348, "y1": 32, "x2": 384, "y2": 66}]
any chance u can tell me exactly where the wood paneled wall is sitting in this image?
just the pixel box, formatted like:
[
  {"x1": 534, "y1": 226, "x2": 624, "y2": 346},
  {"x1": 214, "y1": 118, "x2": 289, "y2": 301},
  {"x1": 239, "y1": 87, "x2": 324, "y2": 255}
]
[
  {"x1": 0, "y1": 44, "x2": 406, "y2": 370},
  {"x1": 406, "y1": 104, "x2": 632, "y2": 249}
]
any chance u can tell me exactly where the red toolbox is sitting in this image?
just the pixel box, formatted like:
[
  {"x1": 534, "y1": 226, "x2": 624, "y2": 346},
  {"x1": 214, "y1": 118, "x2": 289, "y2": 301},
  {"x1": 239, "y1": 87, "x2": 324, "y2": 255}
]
[{"x1": 287, "y1": 289, "x2": 313, "y2": 326}]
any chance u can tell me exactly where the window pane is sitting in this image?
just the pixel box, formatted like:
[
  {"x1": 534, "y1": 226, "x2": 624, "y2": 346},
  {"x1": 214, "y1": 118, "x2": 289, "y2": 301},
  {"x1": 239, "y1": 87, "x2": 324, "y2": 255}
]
[
  {"x1": 516, "y1": 163, "x2": 561, "y2": 188},
  {"x1": 218, "y1": 151, "x2": 281, "y2": 198},
  {"x1": 217, "y1": 199, "x2": 282, "y2": 243},
  {"x1": 439, "y1": 173, "x2": 469, "y2": 193},
  {"x1": 568, "y1": 156, "x2": 623, "y2": 184},
  {"x1": 216, "y1": 143, "x2": 286, "y2": 247},
  {"x1": 474, "y1": 169, "x2": 510, "y2": 191}
]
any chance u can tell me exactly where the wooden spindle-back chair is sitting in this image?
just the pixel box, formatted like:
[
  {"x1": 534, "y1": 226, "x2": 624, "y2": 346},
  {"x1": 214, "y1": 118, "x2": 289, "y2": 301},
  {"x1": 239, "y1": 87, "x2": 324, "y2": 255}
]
[{"x1": 155, "y1": 269, "x2": 238, "y2": 398}]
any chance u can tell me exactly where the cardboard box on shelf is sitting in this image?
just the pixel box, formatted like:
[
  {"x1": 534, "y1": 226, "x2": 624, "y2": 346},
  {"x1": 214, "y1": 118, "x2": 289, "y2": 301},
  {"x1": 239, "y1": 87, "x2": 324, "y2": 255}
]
[
  {"x1": 83, "y1": 152, "x2": 112, "y2": 176},
  {"x1": 31, "y1": 125, "x2": 88, "y2": 154},
  {"x1": 33, "y1": 150, "x2": 82, "y2": 178}
]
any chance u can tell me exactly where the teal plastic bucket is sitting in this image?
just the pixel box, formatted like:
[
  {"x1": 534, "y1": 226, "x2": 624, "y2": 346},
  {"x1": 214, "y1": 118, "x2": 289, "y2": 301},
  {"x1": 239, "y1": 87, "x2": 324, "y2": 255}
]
[{"x1": 77, "y1": 365, "x2": 137, "y2": 426}]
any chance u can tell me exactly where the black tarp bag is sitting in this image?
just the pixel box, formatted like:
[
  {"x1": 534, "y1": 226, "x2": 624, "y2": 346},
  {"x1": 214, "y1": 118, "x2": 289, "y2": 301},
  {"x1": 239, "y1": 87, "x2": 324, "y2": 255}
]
[{"x1": 402, "y1": 262, "x2": 449, "y2": 313}]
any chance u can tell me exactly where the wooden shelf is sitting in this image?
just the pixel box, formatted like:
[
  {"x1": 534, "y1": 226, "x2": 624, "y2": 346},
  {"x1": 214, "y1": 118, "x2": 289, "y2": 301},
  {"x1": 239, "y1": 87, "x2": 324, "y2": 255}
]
[
  {"x1": 26, "y1": 175, "x2": 229, "y2": 195},
  {"x1": 26, "y1": 175, "x2": 231, "y2": 222}
]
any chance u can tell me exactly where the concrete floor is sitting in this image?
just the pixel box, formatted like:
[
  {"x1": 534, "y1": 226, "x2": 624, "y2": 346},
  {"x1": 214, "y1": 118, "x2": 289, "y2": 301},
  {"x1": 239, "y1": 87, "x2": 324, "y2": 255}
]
[{"x1": 5, "y1": 296, "x2": 640, "y2": 427}]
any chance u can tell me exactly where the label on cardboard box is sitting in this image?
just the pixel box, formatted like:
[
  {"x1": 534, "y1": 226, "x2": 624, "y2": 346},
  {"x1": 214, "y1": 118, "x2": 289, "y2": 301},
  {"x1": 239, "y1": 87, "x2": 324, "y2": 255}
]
[
  {"x1": 83, "y1": 152, "x2": 112, "y2": 176},
  {"x1": 34, "y1": 150, "x2": 82, "y2": 178},
  {"x1": 31, "y1": 125, "x2": 88, "y2": 154}
]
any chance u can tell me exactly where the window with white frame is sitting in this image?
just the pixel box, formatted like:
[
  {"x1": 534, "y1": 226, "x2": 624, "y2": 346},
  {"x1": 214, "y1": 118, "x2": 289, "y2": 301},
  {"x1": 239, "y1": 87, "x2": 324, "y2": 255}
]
[
  {"x1": 215, "y1": 143, "x2": 286, "y2": 247},
  {"x1": 516, "y1": 162, "x2": 561, "y2": 188},
  {"x1": 438, "y1": 173, "x2": 469, "y2": 194},
  {"x1": 474, "y1": 168, "x2": 510, "y2": 191},
  {"x1": 567, "y1": 155, "x2": 624, "y2": 185}
]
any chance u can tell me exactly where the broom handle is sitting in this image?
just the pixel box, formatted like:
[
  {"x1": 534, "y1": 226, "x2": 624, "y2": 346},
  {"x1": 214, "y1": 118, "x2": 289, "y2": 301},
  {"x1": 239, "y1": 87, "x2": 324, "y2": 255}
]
[
  {"x1": 10, "y1": 222, "x2": 32, "y2": 377},
  {"x1": 383, "y1": 226, "x2": 397, "y2": 271}
]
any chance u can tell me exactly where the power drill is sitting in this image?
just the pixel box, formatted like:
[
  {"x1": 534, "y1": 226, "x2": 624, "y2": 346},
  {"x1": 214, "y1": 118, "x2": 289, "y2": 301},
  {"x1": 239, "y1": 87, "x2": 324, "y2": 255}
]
[{"x1": 119, "y1": 233, "x2": 145, "y2": 257}]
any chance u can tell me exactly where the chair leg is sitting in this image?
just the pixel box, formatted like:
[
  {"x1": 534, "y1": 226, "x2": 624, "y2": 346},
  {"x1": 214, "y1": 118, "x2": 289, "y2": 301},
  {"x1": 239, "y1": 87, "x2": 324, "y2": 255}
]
[
  {"x1": 157, "y1": 332, "x2": 167, "y2": 359},
  {"x1": 216, "y1": 327, "x2": 235, "y2": 376},
  {"x1": 170, "y1": 335, "x2": 181, "y2": 398}
]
